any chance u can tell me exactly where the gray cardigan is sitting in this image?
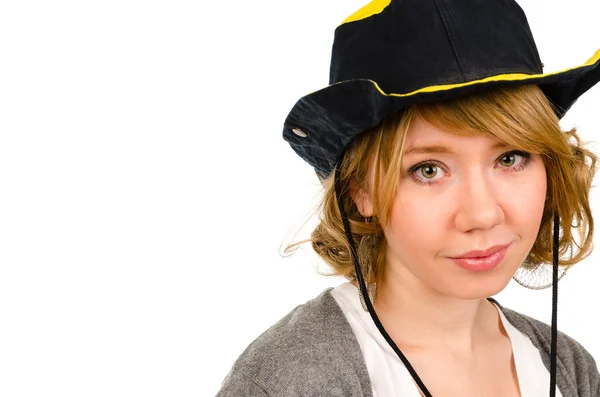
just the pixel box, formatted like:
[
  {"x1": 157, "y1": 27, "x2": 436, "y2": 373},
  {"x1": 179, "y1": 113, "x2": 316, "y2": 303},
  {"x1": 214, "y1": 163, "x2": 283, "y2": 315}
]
[{"x1": 217, "y1": 289, "x2": 599, "y2": 396}]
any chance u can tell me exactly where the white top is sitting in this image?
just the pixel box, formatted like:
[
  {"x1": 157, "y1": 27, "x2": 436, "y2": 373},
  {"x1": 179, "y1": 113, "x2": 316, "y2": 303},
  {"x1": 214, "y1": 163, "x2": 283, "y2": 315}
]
[{"x1": 331, "y1": 282, "x2": 563, "y2": 397}]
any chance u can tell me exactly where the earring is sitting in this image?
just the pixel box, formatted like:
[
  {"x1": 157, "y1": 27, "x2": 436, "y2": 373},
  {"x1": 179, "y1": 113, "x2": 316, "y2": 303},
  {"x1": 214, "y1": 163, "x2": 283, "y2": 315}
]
[
  {"x1": 358, "y1": 281, "x2": 377, "y2": 312},
  {"x1": 357, "y1": 233, "x2": 378, "y2": 311},
  {"x1": 512, "y1": 245, "x2": 572, "y2": 290}
]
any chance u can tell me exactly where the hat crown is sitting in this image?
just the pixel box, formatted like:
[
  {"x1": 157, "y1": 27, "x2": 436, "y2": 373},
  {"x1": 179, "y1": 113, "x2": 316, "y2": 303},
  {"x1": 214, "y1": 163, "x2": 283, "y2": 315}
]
[{"x1": 329, "y1": 0, "x2": 543, "y2": 93}]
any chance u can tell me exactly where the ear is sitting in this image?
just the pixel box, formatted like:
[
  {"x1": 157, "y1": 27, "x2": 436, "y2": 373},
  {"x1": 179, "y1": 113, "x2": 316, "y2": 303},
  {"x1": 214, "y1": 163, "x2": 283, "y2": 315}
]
[{"x1": 352, "y1": 186, "x2": 374, "y2": 217}]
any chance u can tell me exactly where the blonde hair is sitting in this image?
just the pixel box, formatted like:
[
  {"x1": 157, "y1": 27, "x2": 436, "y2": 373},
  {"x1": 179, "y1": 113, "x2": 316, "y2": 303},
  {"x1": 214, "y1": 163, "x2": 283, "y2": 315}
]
[{"x1": 285, "y1": 85, "x2": 597, "y2": 286}]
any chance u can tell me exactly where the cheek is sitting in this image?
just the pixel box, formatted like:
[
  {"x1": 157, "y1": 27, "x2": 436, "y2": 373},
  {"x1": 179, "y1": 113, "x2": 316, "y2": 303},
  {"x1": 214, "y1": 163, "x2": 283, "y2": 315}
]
[
  {"x1": 384, "y1": 194, "x2": 446, "y2": 264},
  {"x1": 505, "y1": 165, "x2": 547, "y2": 233},
  {"x1": 391, "y1": 188, "x2": 448, "y2": 230}
]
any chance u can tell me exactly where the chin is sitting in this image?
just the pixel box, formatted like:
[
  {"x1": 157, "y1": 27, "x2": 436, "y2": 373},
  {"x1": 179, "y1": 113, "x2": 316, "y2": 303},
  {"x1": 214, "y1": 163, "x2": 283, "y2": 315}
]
[{"x1": 445, "y1": 274, "x2": 513, "y2": 300}]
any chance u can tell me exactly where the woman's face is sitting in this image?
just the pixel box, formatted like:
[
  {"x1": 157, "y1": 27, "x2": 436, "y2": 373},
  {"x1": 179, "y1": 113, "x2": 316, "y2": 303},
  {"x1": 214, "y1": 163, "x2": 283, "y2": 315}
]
[{"x1": 375, "y1": 115, "x2": 547, "y2": 299}]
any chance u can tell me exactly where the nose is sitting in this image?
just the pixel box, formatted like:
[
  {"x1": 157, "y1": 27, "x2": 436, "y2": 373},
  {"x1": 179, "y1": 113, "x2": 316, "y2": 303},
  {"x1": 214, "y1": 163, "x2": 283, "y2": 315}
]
[{"x1": 454, "y1": 170, "x2": 505, "y2": 233}]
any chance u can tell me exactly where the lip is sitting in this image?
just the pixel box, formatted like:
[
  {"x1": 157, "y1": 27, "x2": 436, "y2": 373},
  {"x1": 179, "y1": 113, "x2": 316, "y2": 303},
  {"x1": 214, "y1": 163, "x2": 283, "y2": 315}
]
[
  {"x1": 450, "y1": 244, "x2": 510, "y2": 259},
  {"x1": 449, "y1": 244, "x2": 511, "y2": 272}
]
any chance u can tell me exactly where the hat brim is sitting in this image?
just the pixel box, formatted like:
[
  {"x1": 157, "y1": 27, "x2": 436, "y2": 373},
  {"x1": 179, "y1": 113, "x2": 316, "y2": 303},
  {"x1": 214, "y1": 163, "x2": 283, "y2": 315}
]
[{"x1": 284, "y1": 48, "x2": 600, "y2": 179}]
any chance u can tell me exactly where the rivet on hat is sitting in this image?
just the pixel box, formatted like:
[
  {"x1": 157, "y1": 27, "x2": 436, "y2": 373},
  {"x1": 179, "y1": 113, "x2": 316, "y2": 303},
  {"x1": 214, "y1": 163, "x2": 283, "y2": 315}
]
[{"x1": 292, "y1": 128, "x2": 308, "y2": 138}]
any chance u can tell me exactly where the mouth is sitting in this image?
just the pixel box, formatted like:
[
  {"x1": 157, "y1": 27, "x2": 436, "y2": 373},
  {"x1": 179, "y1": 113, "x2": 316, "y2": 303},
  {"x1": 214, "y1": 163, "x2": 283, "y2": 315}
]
[{"x1": 448, "y1": 244, "x2": 511, "y2": 272}]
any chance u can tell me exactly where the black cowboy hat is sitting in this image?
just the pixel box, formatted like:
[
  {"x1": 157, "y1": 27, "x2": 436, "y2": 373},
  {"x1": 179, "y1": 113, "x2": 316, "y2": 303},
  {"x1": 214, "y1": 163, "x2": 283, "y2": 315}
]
[
  {"x1": 281, "y1": 1, "x2": 600, "y2": 396},
  {"x1": 282, "y1": 0, "x2": 600, "y2": 180}
]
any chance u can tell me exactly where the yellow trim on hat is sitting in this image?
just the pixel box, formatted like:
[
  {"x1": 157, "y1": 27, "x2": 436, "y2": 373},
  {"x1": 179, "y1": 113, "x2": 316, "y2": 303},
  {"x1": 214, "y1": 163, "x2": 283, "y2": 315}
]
[
  {"x1": 583, "y1": 48, "x2": 600, "y2": 66},
  {"x1": 365, "y1": 48, "x2": 600, "y2": 97},
  {"x1": 342, "y1": 0, "x2": 392, "y2": 24}
]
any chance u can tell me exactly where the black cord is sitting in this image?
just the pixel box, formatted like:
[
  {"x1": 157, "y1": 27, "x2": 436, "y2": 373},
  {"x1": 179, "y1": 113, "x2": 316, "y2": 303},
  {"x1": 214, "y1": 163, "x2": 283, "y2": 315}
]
[
  {"x1": 550, "y1": 213, "x2": 559, "y2": 397},
  {"x1": 334, "y1": 166, "x2": 433, "y2": 397}
]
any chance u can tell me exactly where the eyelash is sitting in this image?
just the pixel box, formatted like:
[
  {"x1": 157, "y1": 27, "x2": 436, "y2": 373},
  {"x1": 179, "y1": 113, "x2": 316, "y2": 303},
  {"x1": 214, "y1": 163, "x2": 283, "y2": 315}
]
[{"x1": 407, "y1": 150, "x2": 532, "y2": 186}]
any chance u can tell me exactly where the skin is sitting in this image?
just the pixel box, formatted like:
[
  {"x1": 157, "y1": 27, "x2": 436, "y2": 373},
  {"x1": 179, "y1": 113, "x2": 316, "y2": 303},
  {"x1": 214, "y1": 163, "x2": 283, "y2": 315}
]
[{"x1": 353, "y1": 115, "x2": 547, "y2": 394}]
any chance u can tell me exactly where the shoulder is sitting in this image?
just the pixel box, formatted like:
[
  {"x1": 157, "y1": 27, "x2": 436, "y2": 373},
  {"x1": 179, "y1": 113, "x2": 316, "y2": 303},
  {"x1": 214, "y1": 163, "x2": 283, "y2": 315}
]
[
  {"x1": 494, "y1": 300, "x2": 600, "y2": 396},
  {"x1": 217, "y1": 288, "x2": 371, "y2": 397}
]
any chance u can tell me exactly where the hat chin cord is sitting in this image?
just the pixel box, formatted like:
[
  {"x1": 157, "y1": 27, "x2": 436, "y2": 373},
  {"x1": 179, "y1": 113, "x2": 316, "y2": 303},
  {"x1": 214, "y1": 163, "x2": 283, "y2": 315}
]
[{"x1": 334, "y1": 165, "x2": 560, "y2": 397}]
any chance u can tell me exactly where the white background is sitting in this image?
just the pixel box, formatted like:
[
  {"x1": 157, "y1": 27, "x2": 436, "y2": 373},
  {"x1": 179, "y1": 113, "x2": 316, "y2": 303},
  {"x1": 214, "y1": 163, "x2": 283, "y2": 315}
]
[{"x1": 0, "y1": 1, "x2": 599, "y2": 396}]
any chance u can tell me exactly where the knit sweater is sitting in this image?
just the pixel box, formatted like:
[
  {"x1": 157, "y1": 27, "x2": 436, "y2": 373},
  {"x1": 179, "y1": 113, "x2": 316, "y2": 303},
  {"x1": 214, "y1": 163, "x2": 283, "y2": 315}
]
[{"x1": 216, "y1": 288, "x2": 600, "y2": 396}]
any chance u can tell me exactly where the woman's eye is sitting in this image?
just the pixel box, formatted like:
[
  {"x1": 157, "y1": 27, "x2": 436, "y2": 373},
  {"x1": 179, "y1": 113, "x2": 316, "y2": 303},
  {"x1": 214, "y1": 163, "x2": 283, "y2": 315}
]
[
  {"x1": 497, "y1": 151, "x2": 531, "y2": 169},
  {"x1": 420, "y1": 164, "x2": 440, "y2": 179},
  {"x1": 409, "y1": 162, "x2": 445, "y2": 184},
  {"x1": 499, "y1": 153, "x2": 517, "y2": 167}
]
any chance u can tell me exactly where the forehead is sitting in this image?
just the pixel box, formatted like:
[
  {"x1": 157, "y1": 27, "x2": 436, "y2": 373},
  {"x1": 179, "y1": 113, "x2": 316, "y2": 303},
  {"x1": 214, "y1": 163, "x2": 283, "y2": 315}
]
[{"x1": 403, "y1": 114, "x2": 505, "y2": 153}]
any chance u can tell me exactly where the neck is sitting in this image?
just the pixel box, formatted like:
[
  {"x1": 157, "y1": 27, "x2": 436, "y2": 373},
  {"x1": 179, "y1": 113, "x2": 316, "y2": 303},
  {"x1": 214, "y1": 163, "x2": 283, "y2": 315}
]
[{"x1": 371, "y1": 270, "x2": 502, "y2": 355}]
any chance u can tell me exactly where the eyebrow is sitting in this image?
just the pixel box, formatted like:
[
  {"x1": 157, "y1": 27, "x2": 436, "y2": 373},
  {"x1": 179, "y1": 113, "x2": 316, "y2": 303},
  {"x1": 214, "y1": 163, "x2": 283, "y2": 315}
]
[{"x1": 403, "y1": 142, "x2": 510, "y2": 155}]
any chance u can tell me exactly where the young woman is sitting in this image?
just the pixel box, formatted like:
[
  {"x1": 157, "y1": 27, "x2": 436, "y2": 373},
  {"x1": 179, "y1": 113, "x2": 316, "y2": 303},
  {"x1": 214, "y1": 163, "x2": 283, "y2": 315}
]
[{"x1": 218, "y1": 0, "x2": 600, "y2": 395}]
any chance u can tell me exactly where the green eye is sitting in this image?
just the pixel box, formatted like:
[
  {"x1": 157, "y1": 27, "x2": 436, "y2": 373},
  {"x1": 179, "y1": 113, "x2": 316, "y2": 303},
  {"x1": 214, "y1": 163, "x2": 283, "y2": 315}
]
[
  {"x1": 499, "y1": 154, "x2": 516, "y2": 167},
  {"x1": 420, "y1": 165, "x2": 438, "y2": 179}
]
